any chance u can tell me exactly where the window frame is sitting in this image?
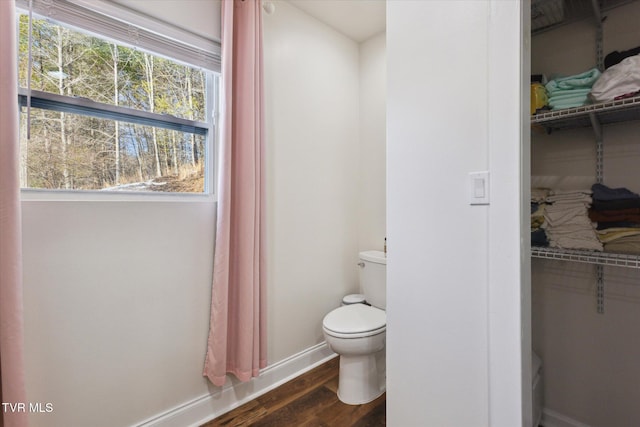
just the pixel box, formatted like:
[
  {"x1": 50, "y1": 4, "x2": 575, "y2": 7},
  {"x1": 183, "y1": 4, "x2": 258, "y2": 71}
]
[{"x1": 15, "y1": 0, "x2": 220, "y2": 200}]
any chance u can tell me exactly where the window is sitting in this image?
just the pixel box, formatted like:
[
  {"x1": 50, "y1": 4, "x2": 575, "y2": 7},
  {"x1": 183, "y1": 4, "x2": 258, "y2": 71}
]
[{"x1": 16, "y1": 1, "x2": 219, "y2": 194}]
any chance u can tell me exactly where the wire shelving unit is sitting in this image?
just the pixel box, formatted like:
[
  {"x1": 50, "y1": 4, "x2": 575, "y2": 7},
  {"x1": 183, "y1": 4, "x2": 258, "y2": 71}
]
[{"x1": 531, "y1": 247, "x2": 640, "y2": 269}]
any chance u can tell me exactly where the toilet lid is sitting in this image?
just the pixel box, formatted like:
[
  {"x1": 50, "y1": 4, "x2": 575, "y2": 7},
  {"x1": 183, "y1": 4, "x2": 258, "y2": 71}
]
[{"x1": 323, "y1": 304, "x2": 386, "y2": 335}]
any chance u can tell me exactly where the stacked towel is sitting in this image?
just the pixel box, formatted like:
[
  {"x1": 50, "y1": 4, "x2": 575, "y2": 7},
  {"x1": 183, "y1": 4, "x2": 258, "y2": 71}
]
[
  {"x1": 590, "y1": 54, "x2": 640, "y2": 102},
  {"x1": 588, "y1": 183, "x2": 640, "y2": 254},
  {"x1": 531, "y1": 188, "x2": 552, "y2": 247},
  {"x1": 531, "y1": 187, "x2": 551, "y2": 203},
  {"x1": 531, "y1": 201, "x2": 549, "y2": 247},
  {"x1": 542, "y1": 189, "x2": 602, "y2": 251},
  {"x1": 545, "y1": 68, "x2": 601, "y2": 110},
  {"x1": 605, "y1": 46, "x2": 640, "y2": 69}
]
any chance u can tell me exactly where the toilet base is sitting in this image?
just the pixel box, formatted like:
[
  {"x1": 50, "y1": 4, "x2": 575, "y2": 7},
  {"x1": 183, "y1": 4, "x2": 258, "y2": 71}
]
[{"x1": 337, "y1": 349, "x2": 386, "y2": 405}]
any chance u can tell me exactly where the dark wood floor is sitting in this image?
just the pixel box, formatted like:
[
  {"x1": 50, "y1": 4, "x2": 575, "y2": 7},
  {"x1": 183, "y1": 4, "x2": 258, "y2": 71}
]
[{"x1": 201, "y1": 356, "x2": 386, "y2": 427}]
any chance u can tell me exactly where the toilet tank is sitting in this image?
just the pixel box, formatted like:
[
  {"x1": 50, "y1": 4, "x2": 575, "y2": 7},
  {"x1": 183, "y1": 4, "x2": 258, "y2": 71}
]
[{"x1": 359, "y1": 250, "x2": 386, "y2": 309}]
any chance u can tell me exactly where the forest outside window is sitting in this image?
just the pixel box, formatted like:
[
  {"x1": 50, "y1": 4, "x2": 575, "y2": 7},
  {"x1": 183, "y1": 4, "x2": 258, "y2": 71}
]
[{"x1": 16, "y1": 10, "x2": 216, "y2": 194}]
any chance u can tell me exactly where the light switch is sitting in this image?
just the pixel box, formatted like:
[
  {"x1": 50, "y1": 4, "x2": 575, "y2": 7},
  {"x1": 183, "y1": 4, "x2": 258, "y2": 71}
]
[
  {"x1": 474, "y1": 178, "x2": 485, "y2": 198},
  {"x1": 469, "y1": 171, "x2": 489, "y2": 205}
]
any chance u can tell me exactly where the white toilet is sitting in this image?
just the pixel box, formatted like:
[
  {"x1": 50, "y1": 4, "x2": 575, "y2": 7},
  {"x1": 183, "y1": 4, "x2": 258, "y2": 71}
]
[{"x1": 322, "y1": 250, "x2": 387, "y2": 405}]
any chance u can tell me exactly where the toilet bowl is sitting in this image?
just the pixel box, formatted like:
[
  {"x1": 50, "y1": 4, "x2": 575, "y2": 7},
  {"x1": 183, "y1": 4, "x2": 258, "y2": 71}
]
[
  {"x1": 323, "y1": 302, "x2": 386, "y2": 404},
  {"x1": 322, "y1": 250, "x2": 387, "y2": 405}
]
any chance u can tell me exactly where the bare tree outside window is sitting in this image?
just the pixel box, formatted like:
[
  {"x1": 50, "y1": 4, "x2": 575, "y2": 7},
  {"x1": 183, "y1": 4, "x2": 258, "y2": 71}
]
[{"x1": 17, "y1": 16, "x2": 211, "y2": 193}]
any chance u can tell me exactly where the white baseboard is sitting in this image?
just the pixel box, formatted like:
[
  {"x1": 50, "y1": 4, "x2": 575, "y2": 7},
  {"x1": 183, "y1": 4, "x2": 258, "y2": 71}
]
[
  {"x1": 134, "y1": 343, "x2": 336, "y2": 427},
  {"x1": 542, "y1": 408, "x2": 593, "y2": 427}
]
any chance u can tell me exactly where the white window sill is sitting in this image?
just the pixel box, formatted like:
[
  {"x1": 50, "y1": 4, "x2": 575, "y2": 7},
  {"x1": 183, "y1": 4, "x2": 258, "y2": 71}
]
[{"x1": 20, "y1": 188, "x2": 216, "y2": 203}]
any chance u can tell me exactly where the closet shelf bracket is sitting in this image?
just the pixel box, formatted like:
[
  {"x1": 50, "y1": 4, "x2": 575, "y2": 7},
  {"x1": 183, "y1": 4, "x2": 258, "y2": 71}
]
[
  {"x1": 596, "y1": 265, "x2": 605, "y2": 314},
  {"x1": 590, "y1": 0, "x2": 603, "y2": 24},
  {"x1": 588, "y1": 112, "x2": 603, "y2": 142},
  {"x1": 591, "y1": 0, "x2": 605, "y2": 70}
]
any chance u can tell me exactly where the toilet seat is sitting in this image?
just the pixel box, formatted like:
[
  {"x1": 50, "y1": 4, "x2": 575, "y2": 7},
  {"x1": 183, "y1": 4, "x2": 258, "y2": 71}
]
[{"x1": 323, "y1": 304, "x2": 386, "y2": 339}]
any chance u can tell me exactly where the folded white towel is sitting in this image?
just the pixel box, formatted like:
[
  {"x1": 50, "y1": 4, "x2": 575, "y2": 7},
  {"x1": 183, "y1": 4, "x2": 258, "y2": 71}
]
[
  {"x1": 549, "y1": 236, "x2": 603, "y2": 251},
  {"x1": 532, "y1": 187, "x2": 552, "y2": 203},
  {"x1": 546, "y1": 194, "x2": 592, "y2": 205},
  {"x1": 590, "y1": 55, "x2": 640, "y2": 102},
  {"x1": 544, "y1": 205, "x2": 591, "y2": 227}
]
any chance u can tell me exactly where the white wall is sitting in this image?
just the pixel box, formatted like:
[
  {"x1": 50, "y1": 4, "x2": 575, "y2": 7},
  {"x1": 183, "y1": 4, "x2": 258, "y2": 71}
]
[
  {"x1": 264, "y1": 0, "x2": 361, "y2": 362},
  {"x1": 387, "y1": 2, "x2": 490, "y2": 425},
  {"x1": 23, "y1": 199, "x2": 216, "y2": 427},
  {"x1": 22, "y1": 1, "x2": 377, "y2": 426},
  {"x1": 387, "y1": 1, "x2": 526, "y2": 426},
  {"x1": 532, "y1": 3, "x2": 640, "y2": 425},
  {"x1": 358, "y1": 32, "x2": 386, "y2": 253}
]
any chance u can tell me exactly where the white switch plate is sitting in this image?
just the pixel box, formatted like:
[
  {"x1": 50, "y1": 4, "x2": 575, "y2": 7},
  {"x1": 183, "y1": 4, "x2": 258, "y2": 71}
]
[{"x1": 468, "y1": 171, "x2": 489, "y2": 205}]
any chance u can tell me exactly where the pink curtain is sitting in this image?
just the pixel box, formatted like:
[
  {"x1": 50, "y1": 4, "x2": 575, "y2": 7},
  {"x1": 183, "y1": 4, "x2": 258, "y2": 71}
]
[
  {"x1": 0, "y1": 2, "x2": 29, "y2": 427},
  {"x1": 203, "y1": 0, "x2": 266, "y2": 387}
]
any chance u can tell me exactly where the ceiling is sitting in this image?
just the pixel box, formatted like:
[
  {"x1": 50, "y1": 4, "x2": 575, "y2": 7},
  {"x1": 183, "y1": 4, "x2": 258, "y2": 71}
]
[{"x1": 285, "y1": 0, "x2": 386, "y2": 43}]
